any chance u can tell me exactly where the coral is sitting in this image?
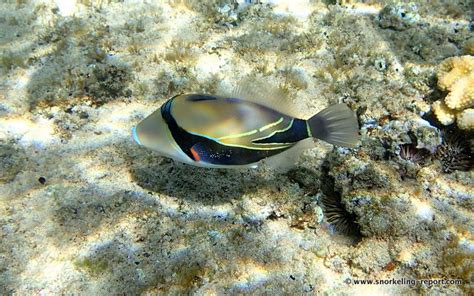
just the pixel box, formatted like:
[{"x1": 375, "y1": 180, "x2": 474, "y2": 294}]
[
  {"x1": 437, "y1": 55, "x2": 474, "y2": 110},
  {"x1": 457, "y1": 108, "x2": 474, "y2": 130},
  {"x1": 432, "y1": 55, "x2": 474, "y2": 130},
  {"x1": 432, "y1": 100, "x2": 456, "y2": 125}
]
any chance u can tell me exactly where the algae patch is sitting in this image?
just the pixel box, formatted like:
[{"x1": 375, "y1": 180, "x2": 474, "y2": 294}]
[
  {"x1": 0, "y1": 142, "x2": 26, "y2": 184},
  {"x1": 73, "y1": 257, "x2": 109, "y2": 276}
]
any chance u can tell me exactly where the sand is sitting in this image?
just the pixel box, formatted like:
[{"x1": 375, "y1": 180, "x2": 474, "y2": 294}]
[{"x1": 0, "y1": 0, "x2": 472, "y2": 294}]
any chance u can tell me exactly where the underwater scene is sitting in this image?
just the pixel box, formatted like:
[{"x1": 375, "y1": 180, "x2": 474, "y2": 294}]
[{"x1": 0, "y1": 0, "x2": 473, "y2": 295}]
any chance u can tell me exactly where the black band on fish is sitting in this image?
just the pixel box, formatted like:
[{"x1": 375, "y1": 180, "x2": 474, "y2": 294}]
[
  {"x1": 190, "y1": 141, "x2": 286, "y2": 165},
  {"x1": 161, "y1": 98, "x2": 199, "y2": 161}
]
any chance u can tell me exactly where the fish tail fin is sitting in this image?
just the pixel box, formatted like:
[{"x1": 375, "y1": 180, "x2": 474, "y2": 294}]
[{"x1": 307, "y1": 104, "x2": 359, "y2": 148}]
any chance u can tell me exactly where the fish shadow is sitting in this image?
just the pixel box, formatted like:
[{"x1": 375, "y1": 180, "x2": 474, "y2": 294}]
[{"x1": 127, "y1": 148, "x2": 274, "y2": 206}]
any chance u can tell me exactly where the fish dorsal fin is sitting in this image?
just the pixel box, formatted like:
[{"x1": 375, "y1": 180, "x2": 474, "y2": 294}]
[{"x1": 218, "y1": 76, "x2": 299, "y2": 118}]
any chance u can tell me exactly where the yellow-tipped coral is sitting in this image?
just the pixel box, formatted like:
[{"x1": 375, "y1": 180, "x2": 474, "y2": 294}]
[
  {"x1": 457, "y1": 108, "x2": 474, "y2": 130},
  {"x1": 432, "y1": 100, "x2": 456, "y2": 125},
  {"x1": 437, "y1": 55, "x2": 474, "y2": 110},
  {"x1": 433, "y1": 55, "x2": 474, "y2": 130}
]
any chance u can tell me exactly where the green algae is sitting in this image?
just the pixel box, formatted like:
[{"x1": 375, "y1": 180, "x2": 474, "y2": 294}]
[
  {"x1": 73, "y1": 257, "x2": 109, "y2": 276},
  {"x1": 0, "y1": 142, "x2": 26, "y2": 184}
]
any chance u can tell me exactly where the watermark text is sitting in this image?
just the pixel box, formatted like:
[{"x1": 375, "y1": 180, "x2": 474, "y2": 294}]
[{"x1": 344, "y1": 278, "x2": 463, "y2": 287}]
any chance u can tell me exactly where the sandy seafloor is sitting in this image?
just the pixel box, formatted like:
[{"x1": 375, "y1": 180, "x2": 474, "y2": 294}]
[{"x1": 0, "y1": 0, "x2": 473, "y2": 295}]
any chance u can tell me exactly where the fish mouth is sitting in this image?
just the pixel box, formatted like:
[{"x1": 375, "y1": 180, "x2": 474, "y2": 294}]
[{"x1": 132, "y1": 126, "x2": 142, "y2": 145}]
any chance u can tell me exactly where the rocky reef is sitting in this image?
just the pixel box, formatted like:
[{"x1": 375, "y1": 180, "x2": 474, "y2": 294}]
[{"x1": 0, "y1": 0, "x2": 472, "y2": 295}]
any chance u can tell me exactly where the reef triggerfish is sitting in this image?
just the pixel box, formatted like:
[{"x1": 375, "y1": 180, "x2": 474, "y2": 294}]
[{"x1": 132, "y1": 87, "x2": 359, "y2": 169}]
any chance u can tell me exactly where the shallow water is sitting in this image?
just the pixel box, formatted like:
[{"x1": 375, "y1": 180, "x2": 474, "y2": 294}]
[{"x1": 0, "y1": 1, "x2": 473, "y2": 295}]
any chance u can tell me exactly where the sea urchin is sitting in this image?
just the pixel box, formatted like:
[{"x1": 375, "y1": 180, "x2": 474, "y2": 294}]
[
  {"x1": 320, "y1": 194, "x2": 360, "y2": 236},
  {"x1": 435, "y1": 133, "x2": 473, "y2": 173},
  {"x1": 399, "y1": 143, "x2": 430, "y2": 165}
]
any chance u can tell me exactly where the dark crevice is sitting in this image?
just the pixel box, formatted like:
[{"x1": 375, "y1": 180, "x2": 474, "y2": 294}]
[{"x1": 319, "y1": 159, "x2": 361, "y2": 238}]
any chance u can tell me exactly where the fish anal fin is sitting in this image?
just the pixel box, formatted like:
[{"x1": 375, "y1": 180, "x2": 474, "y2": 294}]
[{"x1": 259, "y1": 138, "x2": 314, "y2": 173}]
